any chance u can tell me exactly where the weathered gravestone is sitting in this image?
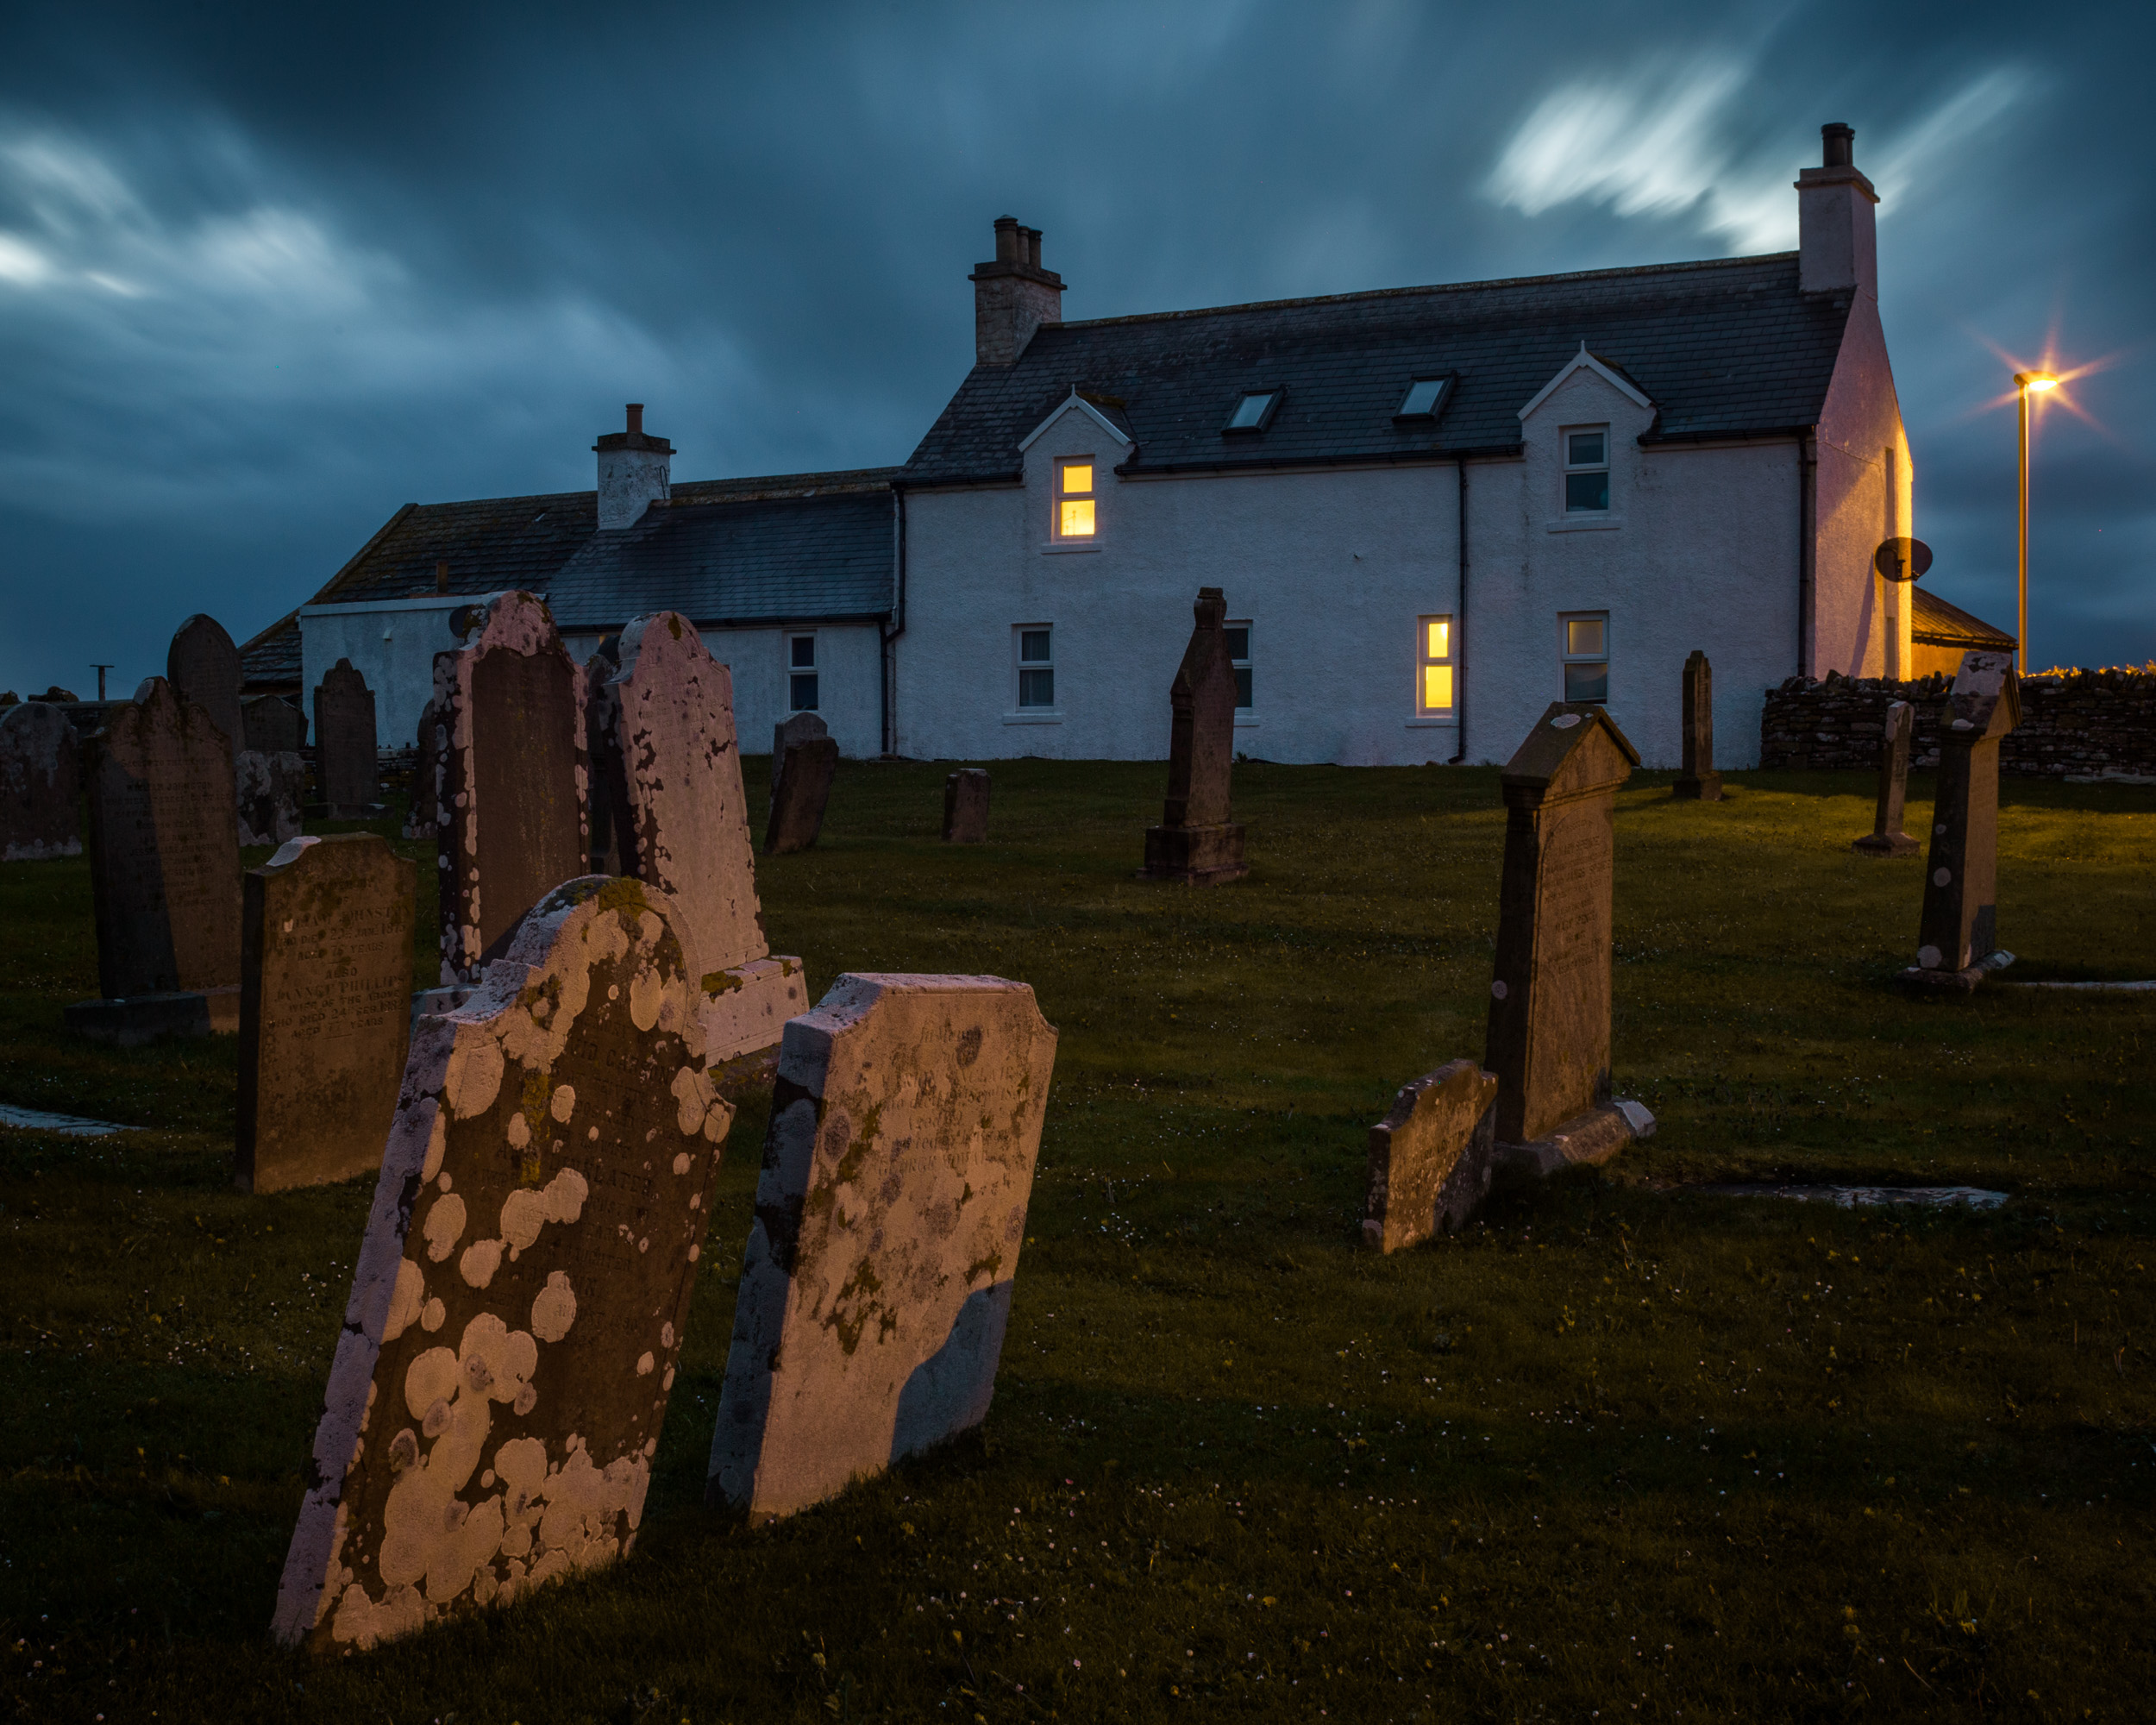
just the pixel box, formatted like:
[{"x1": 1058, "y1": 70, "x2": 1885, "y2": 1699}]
[
  {"x1": 1483, "y1": 704, "x2": 1654, "y2": 1173},
  {"x1": 243, "y1": 696, "x2": 308, "y2": 754},
  {"x1": 67, "y1": 677, "x2": 243, "y2": 1041},
  {"x1": 1362, "y1": 1060, "x2": 1501, "y2": 1252},
  {"x1": 707, "y1": 973, "x2": 1057, "y2": 1523},
  {"x1": 167, "y1": 614, "x2": 243, "y2": 750},
  {"x1": 404, "y1": 699, "x2": 441, "y2": 842},
  {"x1": 943, "y1": 768, "x2": 990, "y2": 844},
  {"x1": 236, "y1": 835, "x2": 417, "y2": 1194},
  {"x1": 592, "y1": 612, "x2": 807, "y2": 1077},
  {"x1": 1852, "y1": 699, "x2": 1920, "y2": 856},
  {"x1": 235, "y1": 748, "x2": 304, "y2": 848},
  {"x1": 1, "y1": 701, "x2": 82, "y2": 860},
  {"x1": 765, "y1": 712, "x2": 837, "y2": 856},
  {"x1": 1907, "y1": 651, "x2": 2021, "y2": 990},
  {"x1": 435, "y1": 593, "x2": 589, "y2": 984},
  {"x1": 581, "y1": 637, "x2": 621, "y2": 875},
  {"x1": 271, "y1": 876, "x2": 734, "y2": 1653},
  {"x1": 1141, "y1": 586, "x2": 1246, "y2": 884},
  {"x1": 1671, "y1": 649, "x2": 1722, "y2": 801},
  {"x1": 316, "y1": 658, "x2": 380, "y2": 818}
]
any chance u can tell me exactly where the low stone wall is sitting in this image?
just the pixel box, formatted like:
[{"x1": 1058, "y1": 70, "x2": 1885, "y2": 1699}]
[{"x1": 1760, "y1": 668, "x2": 2156, "y2": 777}]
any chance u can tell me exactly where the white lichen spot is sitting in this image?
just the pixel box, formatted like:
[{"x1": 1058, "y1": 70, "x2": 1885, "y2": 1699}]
[
  {"x1": 636, "y1": 1352, "x2": 655, "y2": 1376},
  {"x1": 672, "y1": 1151, "x2": 691, "y2": 1176},
  {"x1": 422, "y1": 1194, "x2": 468, "y2": 1264},
  {"x1": 531, "y1": 1270, "x2": 577, "y2": 1343},
  {"x1": 444, "y1": 1035, "x2": 505, "y2": 1120},
  {"x1": 687, "y1": 1243, "x2": 699, "y2": 1262},
  {"x1": 629, "y1": 962, "x2": 664, "y2": 1032},
  {"x1": 437, "y1": 1172, "x2": 453, "y2": 1193},
  {"x1": 419, "y1": 1103, "x2": 448, "y2": 1184},
  {"x1": 608, "y1": 983, "x2": 620, "y2": 1001},
  {"x1": 460, "y1": 1238, "x2": 505, "y2": 1289},
  {"x1": 383, "y1": 1258, "x2": 425, "y2": 1342},
  {"x1": 588, "y1": 1126, "x2": 599, "y2": 1141},
  {"x1": 507, "y1": 1112, "x2": 530, "y2": 1151},
  {"x1": 550, "y1": 1084, "x2": 576, "y2": 1123},
  {"x1": 421, "y1": 1297, "x2": 446, "y2": 1333},
  {"x1": 543, "y1": 1166, "x2": 589, "y2": 1225},
  {"x1": 405, "y1": 1348, "x2": 460, "y2": 1420},
  {"x1": 671, "y1": 1064, "x2": 719, "y2": 1138},
  {"x1": 500, "y1": 1189, "x2": 548, "y2": 1253},
  {"x1": 661, "y1": 1321, "x2": 675, "y2": 1348},
  {"x1": 662, "y1": 1367, "x2": 675, "y2": 1389}
]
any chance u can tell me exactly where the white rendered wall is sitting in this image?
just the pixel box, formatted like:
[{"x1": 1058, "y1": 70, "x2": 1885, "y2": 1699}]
[
  {"x1": 299, "y1": 597, "x2": 491, "y2": 750},
  {"x1": 1812, "y1": 295, "x2": 1914, "y2": 679}
]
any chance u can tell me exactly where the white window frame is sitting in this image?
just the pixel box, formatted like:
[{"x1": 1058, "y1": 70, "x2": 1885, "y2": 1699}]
[
  {"x1": 1559, "y1": 612, "x2": 1610, "y2": 705},
  {"x1": 1012, "y1": 624, "x2": 1057, "y2": 716},
  {"x1": 1225, "y1": 618, "x2": 1254, "y2": 715},
  {"x1": 1562, "y1": 424, "x2": 1611, "y2": 514},
  {"x1": 1414, "y1": 613, "x2": 1457, "y2": 719},
  {"x1": 787, "y1": 631, "x2": 818, "y2": 712},
  {"x1": 1052, "y1": 457, "x2": 1097, "y2": 543}
]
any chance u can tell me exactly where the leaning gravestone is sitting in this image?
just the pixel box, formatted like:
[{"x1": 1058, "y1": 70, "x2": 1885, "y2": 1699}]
[
  {"x1": 236, "y1": 834, "x2": 417, "y2": 1194},
  {"x1": 1, "y1": 701, "x2": 82, "y2": 860},
  {"x1": 316, "y1": 658, "x2": 380, "y2": 818},
  {"x1": 708, "y1": 973, "x2": 1057, "y2": 1524},
  {"x1": 1907, "y1": 652, "x2": 2021, "y2": 990},
  {"x1": 1363, "y1": 1060, "x2": 1501, "y2": 1251},
  {"x1": 1141, "y1": 586, "x2": 1246, "y2": 883},
  {"x1": 235, "y1": 748, "x2": 304, "y2": 848},
  {"x1": 167, "y1": 614, "x2": 243, "y2": 750},
  {"x1": 593, "y1": 612, "x2": 807, "y2": 1076},
  {"x1": 1483, "y1": 703, "x2": 1653, "y2": 1173},
  {"x1": 243, "y1": 695, "x2": 307, "y2": 754},
  {"x1": 1671, "y1": 649, "x2": 1721, "y2": 801},
  {"x1": 68, "y1": 677, "x2": 243, "y2": 1042},
  {"x1": 765, "y1": 713, "x2": 837, "y2": 856},
  {"x1": 1852, "y1": 699, "x2": 1920, "y2": 856},
  {"x1": 943, "y1": 768, "x2": 990, "y2": 844},
  {"x1": 271, "y1": 877, "x2": 733, "y2": 1653},
  {"x1": 435, "y1": 592, "x2": 589, "y2": 983},
  {"x1": 404, "y1": 699, "x2": 441, "y2": 842}
]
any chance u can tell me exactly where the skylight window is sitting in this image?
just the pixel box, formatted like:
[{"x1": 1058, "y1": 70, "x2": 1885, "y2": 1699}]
[
  {"x1": 1395, "y1": 377, "x2": 1450, "y2": 419},
  {"x1": 1223, "y1": 390, "x2": 1282, "y2": 433}
]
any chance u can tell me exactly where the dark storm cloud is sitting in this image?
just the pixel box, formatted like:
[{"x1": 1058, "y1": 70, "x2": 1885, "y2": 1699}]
[{"x1": 1, "y1": 0, "x2": 2150, "y2": 693}]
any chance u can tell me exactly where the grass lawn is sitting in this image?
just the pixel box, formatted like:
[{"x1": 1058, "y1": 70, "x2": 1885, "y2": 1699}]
[{"x1": 2, "y1": 758, "x2": 2152, "y2": 1722}]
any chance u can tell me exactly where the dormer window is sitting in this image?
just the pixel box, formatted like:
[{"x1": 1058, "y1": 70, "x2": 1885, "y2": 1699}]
[
  {"x1": 1056, "y1": 459, "x2": 1095, "y2": 539},
  {"x1": 1395, "y1": 378, "x2": 1451, "y2": 420},
  {"x1": 1564, "y1": 427, "x2": 1610, "y2": 512},
  {"x1": 1223, "y1": 390, "x2": 1282, "y2": 433}
]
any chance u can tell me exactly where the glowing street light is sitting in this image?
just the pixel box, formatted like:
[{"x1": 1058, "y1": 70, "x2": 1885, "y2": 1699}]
[{"x1": 2014, "y1": 370, "x2": 2059, "y2": 674}]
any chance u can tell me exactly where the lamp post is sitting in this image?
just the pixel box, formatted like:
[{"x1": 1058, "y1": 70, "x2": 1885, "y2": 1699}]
[{"x1": 2014, "y1": 370, "x2": 2058, "y2": 674}]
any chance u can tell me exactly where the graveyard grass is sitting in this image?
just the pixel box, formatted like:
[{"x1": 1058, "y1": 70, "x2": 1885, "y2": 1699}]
[{"x1": 3, "y1": 761, "x2": 2153, "y2": 1723}]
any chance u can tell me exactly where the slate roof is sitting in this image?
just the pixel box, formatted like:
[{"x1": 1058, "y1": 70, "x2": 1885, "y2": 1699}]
[
  {"x1": 1913, "y1": 586, "x2": 2015, "y2": 649},
  {"x1": 239, "y1": 467, "x2": 898, "y2": 690},
  {"x1": 901, "y1": 252, "x2": 1852, "y2": 486}
]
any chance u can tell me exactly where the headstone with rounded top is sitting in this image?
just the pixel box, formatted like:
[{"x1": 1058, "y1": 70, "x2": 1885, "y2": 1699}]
[
  {"x1": 167, "y1": 614, "x2": 242, "y2": 748},
  {"x1": 316, "y1": 658, "x2": 380, "y2": 818},
  {"x1": 943, "y1": 768, "x2": 990, "y2": 843},
  {"x1": 272, "y1": 877, "x2": 733, "y2": 1653},
  {"x1": 1, "y1": 700, "x2": 82, "y2": 860},
  {"x1": 1907, "y1": 652, "x2": 2021, "y2": 990},
  {"x1": 1482, "y1": 703, "x2": 1653, "y2": 1174},
  {"x1": 1141, "y1": 586, "x2": 1245, "y2": 884},
  {"x1": 707, "y1": 973, "x2": 1057, "y2": 1524},
  {"x1": 1363, "y1": 1060, "x2": 1501, "y2": 1251},
  {"x1": 1670, "y1": 649, "x2": 1721, "y2": 801},
  {"x1": 236, "y1": 834, "x2": 417, "y2": 1194},
  {"x1": 243, "y1": 696, "x2": 308, "y2": 754},
  {"x1": 765, "y1": 712, "x2": 837, "y2": 856},
  {"x1": 433, "y1": 593, "x2": 589, "y2": 984},
  {"x1": 592, "y1": 612, "x2": 808, "y2": 1079},
  {"x1": 1853, "y1": 699, "x2": 1920, "y2": 856}
]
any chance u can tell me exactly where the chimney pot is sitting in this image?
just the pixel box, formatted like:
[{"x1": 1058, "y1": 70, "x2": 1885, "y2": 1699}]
[
  {"x1": 626, "y1": 403, "x2": 644, "y2": 436},
  {"x1": 1023, "y1": 226, "x2": 1042, "y2": 267},
  {"x1": 994, "y1": 216, "x2": 1020, "y2": 262},
  {"x1": 1821, "y1": 122, "x2": 1854, "y2": 168}
]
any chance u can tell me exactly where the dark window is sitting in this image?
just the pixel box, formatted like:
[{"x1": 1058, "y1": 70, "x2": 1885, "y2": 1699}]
[
  {"x1": 1561, "y1": 614, "x2": 1608, "y2": 704},
  {"x1": 1224, "y1": 391, "x2": 1281, "y2": 432},
  {"x1": 1018, "y1": 627, "x2": 1054, "y2": 708},
  {"x1": 1564, "y1": 662, "x2": 1608, "y2": 702},
  {"x1": 790, "y1": 635, "x2": 817, "y2": 668},
  {"x1": 1396, "y1": 378, "x2": 1450, "y2": 418},
  {"x1": 790, "y1": 674, "x2": 818, "y2": 711},
  {"x1": 788, "y1": 634, "x2": 818, "y2": 710},
  {"x1": 1564, "y1": 427, "x2": 1610, "y2": 512},
  {"x1": 1225, "y1": 624, "x2": 1252, "y2": 710}
]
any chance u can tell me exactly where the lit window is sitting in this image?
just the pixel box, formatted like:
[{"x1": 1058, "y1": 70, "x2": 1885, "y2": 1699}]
[
  {"x1": 788, "y1": 633, "x2": 818, "y2": 712},
  {"x1": 1224, "y1": 391, "x2": 1282, "y2": 433},
  {"x1": 1564, "y1": 427, "x2": 1609, "y2": 512},
  {"x1": 1056, "y1": 461, "x2": 1094, "y2": 539},
  {"x1": 1225, "y1": 622, "x2": 1253, "y2": 711},
  {"x1": 1395, "y1": 378, "x2": 1450, "y2": 419},
  {"x1": 1017, "y1": 625, "x2": 1055, "y2": 709},
  {"x1": 1417, "y1": 615, "x2": 1455, "y2": 714},
  {"x1": 1561, "y1": 613, "x2": 1608, "y2": 703}
]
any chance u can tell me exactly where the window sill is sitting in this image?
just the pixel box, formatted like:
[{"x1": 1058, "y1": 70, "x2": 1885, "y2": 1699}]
[
  {"x1": 1003, "y1": 710, "x2": 1062, "y2": 724},
  {"x1": 1039, "y1": 541, "x2": 1102, "y2": 554},
  {"x1": 1405, "y1": 717, "x2": 1459, "y2": 728},
  {"x1": 1545, "y1": 514, "x2": 1624, "y2": 532},
  {"x1": 1233, "y1": 713, "x2": 1260, "y2": 728}
]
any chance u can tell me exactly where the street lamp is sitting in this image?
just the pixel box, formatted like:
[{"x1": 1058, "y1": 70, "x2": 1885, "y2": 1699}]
[{"x1": 2014, "y1": 370, "x2": 2058, "y2": 674}]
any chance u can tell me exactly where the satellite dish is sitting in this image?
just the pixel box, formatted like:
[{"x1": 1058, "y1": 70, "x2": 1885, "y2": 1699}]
[{"x1": 1873, "y1": 536, "x2": 1934, "y2": 582}]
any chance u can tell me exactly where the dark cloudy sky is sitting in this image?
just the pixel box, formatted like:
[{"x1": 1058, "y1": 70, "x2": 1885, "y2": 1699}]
[{"x1": 2, "y1": 1, "x2": 2148, "y2": 698}]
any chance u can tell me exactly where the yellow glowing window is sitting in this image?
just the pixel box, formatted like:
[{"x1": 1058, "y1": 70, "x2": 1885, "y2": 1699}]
[
  {"x1": 1057, "y1": 461, "x2": 1095, "y2": 538},
  {"x1": 1418, "y1": 613, "x2": 1455, "y2": 715}
]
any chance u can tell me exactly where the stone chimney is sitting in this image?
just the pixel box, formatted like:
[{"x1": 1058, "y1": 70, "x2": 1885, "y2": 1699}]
[
  {"x1": 969, "y1": 216, "x2": 1065, "y2": 367},
  {"x1": 593, "y1": 403, "x2": 673, "y2": 531},
  {"x1": 1795, "y1": 122, "x2": 1878, "y2": 300}
]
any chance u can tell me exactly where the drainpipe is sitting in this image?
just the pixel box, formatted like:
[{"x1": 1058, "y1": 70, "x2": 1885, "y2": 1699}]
[
  {"x1": 1450, "y1": 456, "x2": 1469, "y2": 764},
  {"x1": 881, "y1": 486, "x2": 908, "y2": 756},
  {"x1": 1797, "y1": 431, "x2": 1817, "y2": 679}
]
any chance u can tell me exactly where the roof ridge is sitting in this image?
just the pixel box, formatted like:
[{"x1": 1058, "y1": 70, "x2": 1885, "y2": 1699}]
[{"x1": 1053, "y1": 252, "x2": 1797, "y2": 332}]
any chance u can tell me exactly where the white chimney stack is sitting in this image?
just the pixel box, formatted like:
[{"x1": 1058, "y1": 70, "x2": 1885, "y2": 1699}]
[
  {"x1": 594, "y1": 403, "x2": 672, "y2": 531},
  {"x1": 1796, "y1": 122, "x2": 1878, "y2": 300}
]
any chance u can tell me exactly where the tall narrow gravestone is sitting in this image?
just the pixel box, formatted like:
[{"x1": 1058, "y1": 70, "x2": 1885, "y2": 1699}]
[
  {"x1": 1483, "y1": 704, "x2": 1654, "y2": 1172},
  {"x1": 1, "y1": 701, "x2": 82, "y2": 860},
  {"x1": 592, "y1": 612, "x2": 807, "y2": 1077},
  {"x1": 316, "y1": 658, "x2": 380, "y2": 818},
  {"x1": 435, "y1": 593, "x2": 589, "y2": 984},
  {"x1": 708, "y1": 974, "x2": 1057, "y2": 1524},
  {"x1": 167, "y1": 614, "x2": 243, "y2": 750},
  {"x1": 404, "y1": 699, "x2": 440, "y2": 842},
  {"x1": 1362, "y1": 1060, "x2": 1501, "y2": 1251},
  {"x1": 943, "y1": 768, "x2": 990, "y2": 843},
  {"x1": 1908, "y1": 652, "x2": 2021, "y2": 990},
  {"x1": 271, "y1": 878, "x2": 734, "y2": 1653},
  {"x1": 66, "y1": 678, "x2": 243, "y2": 1042},
  {"x1": 1141, "y1": 587, "x2": 1246, "y2": 884},
  {"x1": 236, "y1": 835, "x2": 417, "y2": 1194},
  {"x1": 1670, "y1": 649, "x2": 1721, "y2": 801},
  {"x1": 765, "y1": 712, "x2": 837, "y2": 856},
  {"x1": 1853, "y1": 699, "x2": 1920, "y2": 856}
]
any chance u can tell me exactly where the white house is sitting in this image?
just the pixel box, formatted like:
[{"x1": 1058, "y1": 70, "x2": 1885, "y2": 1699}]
[{"x1": 242, "y1": 122, "x2": 1919, "y2": 770}]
